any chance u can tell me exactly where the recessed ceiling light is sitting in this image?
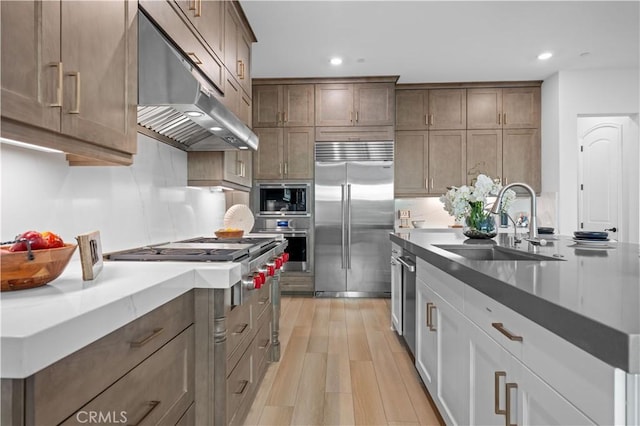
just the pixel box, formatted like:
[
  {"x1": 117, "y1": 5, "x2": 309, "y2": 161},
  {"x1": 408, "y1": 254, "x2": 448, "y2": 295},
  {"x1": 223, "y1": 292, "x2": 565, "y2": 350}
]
[
  {"x1": 209, "y1": 126, "x2": 223, "y2": 131},
  {"x1": 186, "y1": 111, "x2": 203, "y2": 117},
  {"x1": 537, "y1": 52, "x2": 553, "y2": 60},
  {"x1": 330, "y1": 57, "x2": 343, "y2": 66}
]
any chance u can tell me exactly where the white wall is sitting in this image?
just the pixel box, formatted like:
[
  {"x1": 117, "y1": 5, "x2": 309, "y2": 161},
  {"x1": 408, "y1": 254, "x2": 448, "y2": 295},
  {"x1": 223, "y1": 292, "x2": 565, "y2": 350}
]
[
  {"x1": 1, "y1": 134, "x2": 227, "y2": 253},
  {"x1": 542, "y1": 68, "x2": 640, "y2": 241}
]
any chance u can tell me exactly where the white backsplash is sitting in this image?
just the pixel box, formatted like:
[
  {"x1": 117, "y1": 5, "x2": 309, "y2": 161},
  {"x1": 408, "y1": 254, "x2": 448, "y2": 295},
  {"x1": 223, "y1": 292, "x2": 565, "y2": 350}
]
[
  {"x1": 394, "y1": 193, "x2": 558, "y2": 231},
  {"x1": 1, "y1": 134, "x2": 227, "y2": 253}
]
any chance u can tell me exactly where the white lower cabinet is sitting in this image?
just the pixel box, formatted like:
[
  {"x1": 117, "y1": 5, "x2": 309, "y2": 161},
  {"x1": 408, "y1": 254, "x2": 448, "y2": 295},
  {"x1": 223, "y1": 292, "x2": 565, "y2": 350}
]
[
  {"x1": 414, "y1": 259, "x2": 624, "y2": 426},
  {"x1": 416, "y1": 277, "x2": 468, "y2": 425},
  {"x1": 468, "y1": 319, "x2": 595, "y2": 426}
]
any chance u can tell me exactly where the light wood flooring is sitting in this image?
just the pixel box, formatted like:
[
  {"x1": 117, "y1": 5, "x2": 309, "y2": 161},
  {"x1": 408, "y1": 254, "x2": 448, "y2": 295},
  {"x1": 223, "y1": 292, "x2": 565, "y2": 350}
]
[{"x1": 243, "y1": 297, "x2": 443, "y2": 426}]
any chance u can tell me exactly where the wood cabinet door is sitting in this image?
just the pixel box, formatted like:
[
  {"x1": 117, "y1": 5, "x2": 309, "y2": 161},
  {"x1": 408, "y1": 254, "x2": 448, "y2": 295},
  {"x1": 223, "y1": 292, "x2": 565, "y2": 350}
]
[
  {"x1": 396, "y1": 89, "x2": 428, "y2": 130},
  {"x1": 240, "y1": 91, "x2": 251, "y2": 128},
  {"x1": 315, "y1": 83, "x2": 354, "y2": 126},
  {"x1": 467, "y1": 88, "x2": 502, "y2": 129},
  {"x1": 284, "y1": 127, "x2": 314, "y2": 179},
  {"x1": 1, "y1": 0, "x2": 61, "y2": 132},
  {"x1": 394, "y1": 131, "x2": 429, "y2": 196},
  {"x1": 236, "y1": 29, "x2": 251, "y2": 95},
  {"x1": 502, "y1": 128, "x2": 540, "y2": 191},
  {"x1": 224, "y1": 2, "x2": 238, "y2": 77},
  {"x1": 354, "y1": 83, "x2": 395, "y2": 126},
  {"x1": 253, "y1": 128, "x2": 283, "y2": 180},
  {"x1": 283, "y1": 84, "x2": 315, "y2": 127},
  {"x1": 174, "y1": 0, "x2": 224, "y2": 60},
  {"x1": 466, "y1": 129, "x2": 503, "y2": 185},
  {"x1": 428, "y1": 130, "x2": 466, "y2": 194},
  {"x1": 253, "y1": 85, "x2": 282, "y2": 127},
  {"x1": 428, "y1": 89, "x2": 466, "y2": 130},
  {"x1": 60, "y1": 0, "x2": 137, "y2": 154},
  {"x1": 502, "y1": 87, "x2": 540, "y2": 129}
]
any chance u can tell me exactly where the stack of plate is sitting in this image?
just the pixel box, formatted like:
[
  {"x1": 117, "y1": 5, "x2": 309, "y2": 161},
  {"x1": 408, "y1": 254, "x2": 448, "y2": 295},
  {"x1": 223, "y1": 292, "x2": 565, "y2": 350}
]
[{"x1": 572, "y1": 231, "x2": 613, "y2": 247}]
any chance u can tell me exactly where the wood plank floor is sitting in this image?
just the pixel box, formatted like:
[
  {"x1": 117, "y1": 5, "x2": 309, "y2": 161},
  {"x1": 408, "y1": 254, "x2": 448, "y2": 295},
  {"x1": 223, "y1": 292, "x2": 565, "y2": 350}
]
[{"x1": 243, "y1": 297, "x2": 443, "y2": 426}]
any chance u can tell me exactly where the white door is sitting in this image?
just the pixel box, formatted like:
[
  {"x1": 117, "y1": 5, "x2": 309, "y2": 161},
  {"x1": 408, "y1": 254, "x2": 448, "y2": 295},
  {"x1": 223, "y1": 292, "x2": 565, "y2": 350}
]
[{"x1": 578, "y1": 118, "x2": 622, "y2": 239}]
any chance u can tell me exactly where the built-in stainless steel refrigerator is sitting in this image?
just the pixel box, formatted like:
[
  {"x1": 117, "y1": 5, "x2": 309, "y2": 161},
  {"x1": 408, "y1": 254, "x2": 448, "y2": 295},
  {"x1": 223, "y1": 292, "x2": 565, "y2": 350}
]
[{"x1": 314, "y1": 141, "x2": 394, "y2": 297}]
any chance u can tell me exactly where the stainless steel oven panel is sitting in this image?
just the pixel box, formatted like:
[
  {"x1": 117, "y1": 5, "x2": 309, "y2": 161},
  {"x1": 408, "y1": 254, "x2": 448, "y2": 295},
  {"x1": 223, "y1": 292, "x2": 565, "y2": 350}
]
[{"x1": 255, "y1": 216, "x2": 311, "y2": 231}]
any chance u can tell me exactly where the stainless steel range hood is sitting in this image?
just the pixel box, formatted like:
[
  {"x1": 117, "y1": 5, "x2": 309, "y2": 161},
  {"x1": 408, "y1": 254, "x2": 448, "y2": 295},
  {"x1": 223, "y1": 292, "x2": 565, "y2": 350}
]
[{"x1": 137, "y1": 12, "x2": 258, "y2": 151}]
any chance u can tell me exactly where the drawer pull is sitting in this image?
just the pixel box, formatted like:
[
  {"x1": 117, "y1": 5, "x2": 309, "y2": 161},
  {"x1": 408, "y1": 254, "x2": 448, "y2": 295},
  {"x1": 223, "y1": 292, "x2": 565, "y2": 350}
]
[
  {"x1": 128, "y1": 400, "x2": 160, "y2": 426},
  {"x1": 234, "y1": 379, "x2": 249, "y2": 395},
  {"x1": 233, "y1": 323, "x2": 248, "y2": 335},
  {"x1": 494, "y1": 371, "x2": 506, "y2": 415},
  {"x1": 427, "y1": 303, "x2": 437, "y2": 331},
  {"x1": 491, "y1": 323, "x2": 523, "y2": 342},
  {"x1": 67, "y1": 71, "x2": 81, "y2": 114},
  {"x1": 187, "y1": 52, "x2": 203, "y2": 65},
  {"x1": 258, "y1": 296, "x2": 269, "y2": 305},
  {"x1": 130, "y1": 328, "x2": 164, "y2": 348},
  {"x1": 505, "y1": 382, "x2": 518, "y2": 426},
  {"x1": 258, "y1": 338, "x2": 270, "y2": 349}
]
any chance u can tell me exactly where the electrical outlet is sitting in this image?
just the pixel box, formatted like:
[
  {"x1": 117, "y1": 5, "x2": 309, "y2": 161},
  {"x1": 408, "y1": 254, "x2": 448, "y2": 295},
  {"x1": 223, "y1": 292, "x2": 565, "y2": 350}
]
[{"x1": 399, "y1": 209, "x2": 411, "y2": 219}]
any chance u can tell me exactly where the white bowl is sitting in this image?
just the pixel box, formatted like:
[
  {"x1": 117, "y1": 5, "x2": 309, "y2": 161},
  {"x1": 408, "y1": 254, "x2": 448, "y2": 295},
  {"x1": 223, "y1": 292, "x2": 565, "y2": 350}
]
[{"x1": 412, "y1": 220, "x2": 428, "y2": 228}]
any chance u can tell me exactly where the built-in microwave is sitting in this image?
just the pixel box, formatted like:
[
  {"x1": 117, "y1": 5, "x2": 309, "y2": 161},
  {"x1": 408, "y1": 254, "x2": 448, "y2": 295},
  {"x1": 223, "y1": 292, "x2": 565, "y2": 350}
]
[{"x1": 254, "y1": 182, "x2": 311, "y2": 216}]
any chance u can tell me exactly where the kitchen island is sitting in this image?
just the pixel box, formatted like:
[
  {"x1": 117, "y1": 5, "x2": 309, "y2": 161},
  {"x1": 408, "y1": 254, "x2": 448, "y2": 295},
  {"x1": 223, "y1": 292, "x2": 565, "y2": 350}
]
[
  {"x1": 390, "y1": 229, "x2": 639, "y2": 425},
  {"x1": 1, "y1": 237, "x2": 286, "y2": 426}
]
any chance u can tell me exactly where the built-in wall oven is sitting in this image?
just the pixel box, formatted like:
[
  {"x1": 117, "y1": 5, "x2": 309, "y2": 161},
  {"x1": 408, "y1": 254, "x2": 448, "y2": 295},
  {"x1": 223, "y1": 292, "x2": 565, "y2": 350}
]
[{"x1": 254, "y1": 216, "x2": 312, "y2": 274}]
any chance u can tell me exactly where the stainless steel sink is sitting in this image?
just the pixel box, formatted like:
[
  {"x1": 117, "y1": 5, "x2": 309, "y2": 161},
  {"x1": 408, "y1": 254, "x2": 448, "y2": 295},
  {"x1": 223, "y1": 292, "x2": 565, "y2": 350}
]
[{"x1": 434, "y1": 245, "x2": 563, "y2": 261}]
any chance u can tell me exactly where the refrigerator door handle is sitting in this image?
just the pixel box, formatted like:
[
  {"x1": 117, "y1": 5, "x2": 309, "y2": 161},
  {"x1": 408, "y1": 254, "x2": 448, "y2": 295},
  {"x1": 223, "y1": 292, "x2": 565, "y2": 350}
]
[
  {"x1": 347, "y1": 183, "x2": 352, "y2": 269},
  {"x1": 341, "y1": 183, "x2": 346, "y2": 269}
]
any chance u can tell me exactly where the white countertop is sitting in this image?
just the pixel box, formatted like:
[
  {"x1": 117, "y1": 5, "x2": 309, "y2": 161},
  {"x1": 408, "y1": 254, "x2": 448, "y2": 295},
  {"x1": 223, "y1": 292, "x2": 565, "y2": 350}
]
[{"x1": 0, "y1": 258, "x2": 241, "y2": 378}]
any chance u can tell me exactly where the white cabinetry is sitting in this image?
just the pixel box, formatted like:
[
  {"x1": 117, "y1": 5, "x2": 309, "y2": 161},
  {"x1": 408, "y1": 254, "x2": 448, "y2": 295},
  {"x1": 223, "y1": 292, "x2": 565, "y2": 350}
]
[{"x1": 415, "y1": 257, "x2": 630, "y2": 426}]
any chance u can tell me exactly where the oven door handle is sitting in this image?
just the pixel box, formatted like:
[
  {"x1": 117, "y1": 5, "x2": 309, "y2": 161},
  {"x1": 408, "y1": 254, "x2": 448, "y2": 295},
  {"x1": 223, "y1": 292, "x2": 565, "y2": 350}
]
[{"x1": 255, "y1": 230, "x2": 307, "y2": 236}]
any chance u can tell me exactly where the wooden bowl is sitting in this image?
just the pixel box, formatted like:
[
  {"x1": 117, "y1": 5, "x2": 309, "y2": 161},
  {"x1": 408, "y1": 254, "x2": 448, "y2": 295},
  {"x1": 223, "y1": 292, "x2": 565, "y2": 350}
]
[
  {"x1": 1, "y1": 243, "x2": 77, "y2": 291},
  {"x1": 214, "y1": 229, "x2": 244, "y2": 239}
]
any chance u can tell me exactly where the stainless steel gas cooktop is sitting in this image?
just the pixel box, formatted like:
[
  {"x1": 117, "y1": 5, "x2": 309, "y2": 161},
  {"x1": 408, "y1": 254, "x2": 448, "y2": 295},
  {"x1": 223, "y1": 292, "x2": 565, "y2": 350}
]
[{"x1": 104, "y1": 237, "x2": 278, "y2": 262}]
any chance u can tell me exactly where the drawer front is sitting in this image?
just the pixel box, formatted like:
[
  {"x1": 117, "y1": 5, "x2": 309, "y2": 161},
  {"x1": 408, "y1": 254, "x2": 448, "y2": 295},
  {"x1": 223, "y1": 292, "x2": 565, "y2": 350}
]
[
  {"x1": 252, "y1": 280, "x2": 272, "y2": 325},
  {"x1": 464, "y1": 285, "x2": 618, "y2": 425},
  {"x1": 28, "y1": 291, "x2": 194, "y2": 426},
  {"x1": 226, "y1": 347, "x2": 252, "y2": 425},
  {"x1": 416, "y1": 257, "x2": 464, "y2": 312},
  {"x1": 62, "y1": 326, "x2": 195, "y2": 426},
  {"x1": 253, "y1": 313, "x2": 272, "y2": 378},
  {"x1": 226, "y1": 301, "x2": 252, "y2": 373}
]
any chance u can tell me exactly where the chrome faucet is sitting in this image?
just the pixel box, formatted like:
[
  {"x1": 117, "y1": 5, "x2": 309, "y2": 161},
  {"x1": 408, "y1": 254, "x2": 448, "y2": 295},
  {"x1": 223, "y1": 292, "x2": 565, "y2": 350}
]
[{"x1": 490, "y1": 182, "x2": 538, "y2": 240}]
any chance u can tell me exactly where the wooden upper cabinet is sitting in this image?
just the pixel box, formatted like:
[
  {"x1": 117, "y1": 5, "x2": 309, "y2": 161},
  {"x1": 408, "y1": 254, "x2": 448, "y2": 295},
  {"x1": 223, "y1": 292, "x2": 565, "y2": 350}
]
[
  {"x1": 315, "y1": 82, "x2": 394, "y2": 127},
  {"x1": 1, "y1": 0, "x2": 137, "y2": 165},
  {"x1": 394, "y1": 131, "x2": 429, "y2": 196},
  {"x1": 175, "y1": 0, "x2": 224, "y2": 60},
  {"x1": 253, "y1": 84, "x2": 314, "y2": 128},
  {"x1": 253, "y1": 127, "x2": 313, "y2": 180},
  {"x1": 354, "y1": 83, "x2": 395, "y2": 126},
  {"x1": 225, "y1": 2, "x2": 252, "y2": 96},
  {"x1": 396, "y1": 90, "x2": 429, "y2": 130},
  {"x1": 467, "y1": 87, "x2": 540, "y2": 129},
  {"x1": 396, "y1": 88, "x2": 465, "y2": 130},
  {"x1": 1, "y1": 1, "x2": 61, "y2": 133},
  {"x1": 502, "y1": 87, "x2": 540, "y2": 129},
  {"x1": 428, "y1": 89, "x2": 466, "y2": 130},
  {"x1": 428, "y1": 130, "x2": 466, "y2": 193},
  {"x1": 503, "y1": 128, "x2": 540, "y2": 192},
  {"x1": 253, "y1": 128, "x2": 283, "y2": 180},
  {"x1": 466, "y1": 129, "x2": 503, "y2": 185}
]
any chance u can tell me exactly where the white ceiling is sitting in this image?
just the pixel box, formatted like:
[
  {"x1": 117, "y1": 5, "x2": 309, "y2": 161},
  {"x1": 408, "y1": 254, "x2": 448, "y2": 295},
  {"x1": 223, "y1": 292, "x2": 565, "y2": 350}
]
[{"x1": 240, "y1": 1, "x2": 640, "y2": 84}]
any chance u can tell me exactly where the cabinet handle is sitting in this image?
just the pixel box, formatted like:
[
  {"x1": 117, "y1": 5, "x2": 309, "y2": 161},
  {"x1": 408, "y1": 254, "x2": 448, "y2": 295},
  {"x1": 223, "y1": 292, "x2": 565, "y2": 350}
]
[
  {"x1": 427, "y1": 302, "x2": 437, "y2": 331},
  {"x1": 505, "y1": 382, "x2": 518, "y2": 426},
  {"x1": 283, "y1": 111, "x2": 287, "y2": 123},
  {"x1": 430, "y1": 178, "x2": 434, "y2": 189},
  {"x1": 188, "y1": 0, "x2": 196, "y2": 10},
  {"x1": 494, "y1": 371, "x2": 506, "y2": 415},
  {"x1": 130, "y1": 328, "x2": 164, "y2": 348},
  {"x1": 48, "y1": 62, "x2": 63, "y2": 107},
  {"x1": 492, "y1": 322, "x2": 523, "y2": 341},
  {"x1": 128, "y1": 400, "x2": 160, "y2": 426},
  {"x1": 187, "y1": 52, "x2": 202, "y2": 65},
  {"x1": 503, "y1": 177, "x2": 508, "y2": 185},
  {"x1": 67, "y1": 71, "x2": 81, "y2": 114},
  {"x1": 241, "y1": 161, "x2": 246, "y2": 178},
  {"x1": 284, "y1": 162, "x2": 288, "y2": 175},
  {"x1": 233, "y1": 323, "x2": 248, "y2": 335},
  {"x1": 429, "y1": 114, "x2": 434, "y2": 126},
  {"x1": 234, "y1": 379, "x2": 249, "y2": 395},
  {"x1": 237, "y1": 60, "x2": 245, "y2": 79},
  {"x1": 498, "y1": 113, "x2": 501, "y2": 125},
  {"x1": 503, "y1": 113, "x2": 507, "y2": 125},
  {"x1": 236, "y1": 160, "x2": 242, "y2": 176},
  {"x1": 425, "y1": 179, "x2": 428, "y2": 190},
  {"x1": 195, "y1": 0, "x2": 202, "y2": 17},
  {"x1": 279, "y1": 162, "x2": 283, "y2": 176},
  {"x1": 425, "y1": 114, "x2": 429, "y2": 126},
  {"x1": 258, "y1": 296, "x2": 269, "y2": 305},
  {"x1": 258, "y1": 338, "x2": 270, "y2": 349},
  {"x1": 355, "y1": 111, "x2": 359, "y2": 122}
]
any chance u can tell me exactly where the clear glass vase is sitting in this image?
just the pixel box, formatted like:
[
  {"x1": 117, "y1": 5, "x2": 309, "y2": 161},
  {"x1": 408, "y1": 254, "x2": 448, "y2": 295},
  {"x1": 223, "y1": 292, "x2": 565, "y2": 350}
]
[{"x1": 463, "y1": 202, "x2": 497, "y2": 239}]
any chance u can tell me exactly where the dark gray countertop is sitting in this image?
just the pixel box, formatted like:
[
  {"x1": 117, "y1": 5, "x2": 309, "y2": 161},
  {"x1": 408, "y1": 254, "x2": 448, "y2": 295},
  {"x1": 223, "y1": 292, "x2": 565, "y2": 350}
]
[{"x1": 390, "y1": 230, "x2": 640, "y2": 374}]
